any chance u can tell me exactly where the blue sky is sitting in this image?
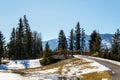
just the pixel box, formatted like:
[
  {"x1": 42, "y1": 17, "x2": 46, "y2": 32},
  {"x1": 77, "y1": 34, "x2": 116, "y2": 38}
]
[{"x1": 0, "y1": 0, "x2": 120, "y2": 42}]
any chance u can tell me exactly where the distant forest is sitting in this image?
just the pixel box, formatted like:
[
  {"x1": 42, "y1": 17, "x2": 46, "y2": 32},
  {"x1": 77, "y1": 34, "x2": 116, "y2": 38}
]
[{"x1": 0, "y1": 15, "x2": 120, "y2": 65}]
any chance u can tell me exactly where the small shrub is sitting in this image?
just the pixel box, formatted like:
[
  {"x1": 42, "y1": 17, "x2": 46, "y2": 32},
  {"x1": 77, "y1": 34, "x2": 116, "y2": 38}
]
[{"x1": 40, "y1": 57, "x2": 50, "y2": 65}]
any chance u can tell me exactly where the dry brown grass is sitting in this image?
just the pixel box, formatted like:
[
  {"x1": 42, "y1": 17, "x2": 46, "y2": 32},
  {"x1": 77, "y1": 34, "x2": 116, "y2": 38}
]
[
  {"x1": 81, "y1": 65, "x2": 98, "y2": 70},
  {"x1": 12, "y1": 58, "x2": 73, "y2": 74},
  {"x1": 12, "y1": 58, "x2": 111, "y2": 80},
  {"x1": 12, "y1": 58, "x2": 87, "y2": 74},
  {"x1": 82, "y1": 71, "x2": 111, "y2": 80},
  {"x1": 51, "y1": 58, "x2": 90, "y2": 75}
]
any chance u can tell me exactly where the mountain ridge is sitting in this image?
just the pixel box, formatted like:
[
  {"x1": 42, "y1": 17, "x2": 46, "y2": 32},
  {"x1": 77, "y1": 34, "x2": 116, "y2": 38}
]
[{"x1": 43, "y1": 34, "x2": 113, "y2": 50}]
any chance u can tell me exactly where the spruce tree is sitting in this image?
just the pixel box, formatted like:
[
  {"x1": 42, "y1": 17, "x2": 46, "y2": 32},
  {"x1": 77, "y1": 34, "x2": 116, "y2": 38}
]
[
  {"x1": 9, "y1": 28, "x2": 16, "y2": 59},
  {"x1": 58, "y1": 30, "x2": 67, "y2": 50},
  {"x1": 89, "y1": 30, "x2": 101, "y2": 54},
  {"x1": 32, "y1": 32, "x2": 43, "y2": 59},
  {"x1": 8, "y1": 15, "x2": 43, "y2": 59},
  {"x1": 81, "y1": 28, "x2": 85, "y2": 54},
  {"x1": 0, "y1": 31, "x2": 5, "y2": 64},
  {"x1": 43, "y1": 42, "x2": 51, "y2": 57},
  {"x1": 75, "y1": 22, "x2": 81, "y2": 54},
  {"x1": 69, "y1": 29, "x2": 74, "y2": 56},
  {"x1": 16, "y1": 18, "x2": 25, "y2": 59},
  {"x1": 32, "y1": 31, "x2": 37, "y2": 59},
  {"x1": 69, "y1": 29, "x2": 74, "y2": 51},
  {"x1": 36, "y1": 33, "x2": 43, "y2": 58},
  {"x1": 40, "y1": 42, "x2": 50, "y2": 65},
  {"x1": 111, "y1": 29, "x2": 120, "y2": 60},
  {"x1": 23, "y1": 15, "x2": 33, "y2": 59}
]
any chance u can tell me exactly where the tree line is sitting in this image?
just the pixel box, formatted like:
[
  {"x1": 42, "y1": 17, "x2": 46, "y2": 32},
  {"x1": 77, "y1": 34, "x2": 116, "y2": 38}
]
[
  {"x1": 87, "y1": 29, "x2": 120, "y2": 61},
  {"x1": 40, "y1": 22, "x2": 86, "y2": 65},
  {"x1": 101, "y1": 29, "x2": 120, "y2": 61},
  {"x1": 56, "y1": 22, "x2": 120, "y2": 62},
  {"x1": 0, "y1": 15, "x2": 120, "y2": 64},
  {"x1": 0, "y1": 15, "x2": 43, "y2": 61},
  {"x1": 57, "y1": 22, "x2": 85, "y2": 53}
]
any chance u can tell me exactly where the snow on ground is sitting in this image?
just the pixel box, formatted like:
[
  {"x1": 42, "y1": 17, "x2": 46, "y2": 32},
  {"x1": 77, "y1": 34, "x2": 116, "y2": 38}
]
[
  {"x1": 0, "y1": 72, "x2": 22, "y2": 80},
  {"x1": 74, "y1": 55, "x2": 110, "y2": 72},
  {"x1": 35, "y1": 68, "x2": 59, "y2": 74},
  {"x1": 0, "y1": 56, "x2": 111, "y2": 80},
  {"x1": 0, "y1": 72, "x2": 53, "y2": 80},
  {"x1": 87, "y1": 56, "x2": 120, "y2": 66},
  {"x1": 61, "y1": 55, "x2": 110, "y2": 76},
  {"x1": 27, "y1": 55, "x2": 110, "y2": 78},
  {"x1": 0, "y1": 59, "x2": 41, "y2": 70}
]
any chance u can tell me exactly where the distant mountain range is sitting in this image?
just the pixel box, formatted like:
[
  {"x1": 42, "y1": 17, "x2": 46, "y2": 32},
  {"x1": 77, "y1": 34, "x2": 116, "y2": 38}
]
[{"x1": 43, "y1": 34, "x2": 113, "y2": 50}]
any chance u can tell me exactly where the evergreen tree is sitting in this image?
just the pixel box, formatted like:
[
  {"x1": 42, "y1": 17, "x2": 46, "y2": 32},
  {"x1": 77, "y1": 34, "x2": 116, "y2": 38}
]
[
  {"x1": 43, "y1": 42, "x2": 51, "y2": 57},
  {"x1": 23, "y1": 15, "x2": 33, "y2": 59},
  {"x1": 111, "y1": 29, "x2": 120, "y2": 60},
  {"x1": 81, "y1": 28, "x2": 85, "y2": 54},
  {"x1": 69, "y1": 29, "x2": 74, "y2": 51},
  {"x1": 32, "y1": 31, "x2": 38, "y2": 58},
  {"x1": 75, "y1": 22, "x2": 81, "y2": 51},
  {"x1": 40, "y1": 42, "x2": 51, "y2": 65},
  {"x1": 58, "y1": 30, "x2": 67, "y2": 50},
  {"x1": 0, "y1": 31, "x2": 5, "y2": 64},
  {"x1": 8, "y1": 15, "x2": 43, "y2": 59},
  {"x1": 16, "y1": 18, "x2": 25, "y2": 59},
  {"x1": 69, "y1": 29, "x2": 74, "y2": 56},
  {"x1": 8, "y1": 28, "x2": 16, "y2": 59},
  {"x1": 36, "y1": 33, "x2": 43, "y2": 58},
  {"x1": 32, "y1": 32, "x2": 43, "y2": 59},
  {"x1": 89, "y1": 30, "x2": 101, "y2": 54}
]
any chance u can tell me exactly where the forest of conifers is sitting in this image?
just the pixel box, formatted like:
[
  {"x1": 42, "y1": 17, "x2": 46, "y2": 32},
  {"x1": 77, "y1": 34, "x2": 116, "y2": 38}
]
[{"x1": 0, "y1": 15, "x2": 120, "y2": 65}]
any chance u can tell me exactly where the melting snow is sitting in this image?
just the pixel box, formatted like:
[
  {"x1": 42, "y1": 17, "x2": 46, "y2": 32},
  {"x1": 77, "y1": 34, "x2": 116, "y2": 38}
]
[
  {"x1": 0, "y1": 56, "x2": 112, "y2": 80},
  {"x1": 1, "y1": 59, "x2": 41, "y2": 70},
  {"x1": 0, "y1": 72, "x2": 22, "y2": 80}
]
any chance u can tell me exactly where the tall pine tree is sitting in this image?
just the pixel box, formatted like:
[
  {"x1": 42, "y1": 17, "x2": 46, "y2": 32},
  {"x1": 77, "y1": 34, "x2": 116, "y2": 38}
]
[
  {"x1": 36, "y1": 33, "x2": 43, "y2": 58},
  {"x1": 111, "y1": 29, "x2": 120, "y2": 60},
  {"x1": 8, "y1": 15, "x2": 43, "y2": 59},
  {"x1": 23, "y1": 15, "x2": 33, "y2": 59},
  {"x1": 69, "y1": 29, "x2": 74, "y2": 51},
  {"x1": 32, "y1": 31, "x2": 43, "y2": 59},
  {"x1": 58, "y1": 30, "x2": 67, "y2": 50},
  {"x1": 40, "y1": 42, "x2": 50, "y2": 65},
  {"x1": 81, "y1": 28, "x2": 85, "y2": 54},
  {"x1": 89, "y1": 30, "x2": 101, "y2": 54},
  {"x1": 0, "y1": 31, "x2": 5, "y2": 64},
  {"x1": 8, "y1": 28, "x2": 16, "y2": 59},
  {"x1": 16, "y1": 18, "x2": 25, "y2": 59},
  {"x1": 75, "y1": 22, "x2": 81, "y2": 54}
]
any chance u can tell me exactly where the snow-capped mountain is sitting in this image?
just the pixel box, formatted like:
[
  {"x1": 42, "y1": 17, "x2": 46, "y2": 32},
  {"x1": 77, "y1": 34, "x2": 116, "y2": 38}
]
[
  {"x1": 101, "y1": 34, "x2": 113, "y2": 49},
  {"x1": 43, "y1": 34, "x2": 113, "y2": 50}
]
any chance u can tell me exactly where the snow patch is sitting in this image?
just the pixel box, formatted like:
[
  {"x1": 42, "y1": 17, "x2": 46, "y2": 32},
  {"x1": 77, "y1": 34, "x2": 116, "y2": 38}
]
[
  {"x1": 74, "y1": 55, "x2": 110, "y2": 74},
  {"x1": 7, "y1": 59, "x2": 41, "y2": 70},
  {"x1": 0, "y1": 56, "x2": 111, "y2": 80},
  {"x1": 0, "y1": 73, "x2": 22, "y2": 80},
  {"x1": 101, "y1": 39, "x2": 112, "y2": 49},
  {"x1": 88, "y1": 56, "x2": 120, "y2": 66},
  {"x1": 34, "y1": 68, "x2": 59, "y2": 74}
]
